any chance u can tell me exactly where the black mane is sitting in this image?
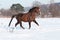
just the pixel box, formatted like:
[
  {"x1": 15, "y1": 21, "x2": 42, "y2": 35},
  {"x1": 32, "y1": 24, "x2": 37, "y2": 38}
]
[{"x1": 29, "y1": 7, "x2": 38, "y2": 12}]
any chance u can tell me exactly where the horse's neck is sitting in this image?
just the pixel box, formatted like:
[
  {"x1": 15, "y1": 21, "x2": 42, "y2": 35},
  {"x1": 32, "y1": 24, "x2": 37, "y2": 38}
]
[{"x1": 29, "y1": 12, "x2": 36, "y2": 16}]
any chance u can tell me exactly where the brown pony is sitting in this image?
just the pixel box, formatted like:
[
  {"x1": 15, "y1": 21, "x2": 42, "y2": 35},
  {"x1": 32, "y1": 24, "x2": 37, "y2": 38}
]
[{"x1": 8, "y1": 7, "x2": 40, "y2": 29}]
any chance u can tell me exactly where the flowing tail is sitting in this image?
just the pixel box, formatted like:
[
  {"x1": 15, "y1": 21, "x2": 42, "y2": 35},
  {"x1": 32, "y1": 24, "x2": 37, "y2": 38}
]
[{"x1": 8, "y1": 15, "x2": 16, "y2": 26}]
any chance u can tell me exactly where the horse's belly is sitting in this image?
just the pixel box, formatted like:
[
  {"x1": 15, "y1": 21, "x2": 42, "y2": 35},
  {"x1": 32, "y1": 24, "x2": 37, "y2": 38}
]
[
  {"x1": 22, "y1": 18, "x2": 28, "y2": 22},
  {"x1": 22, "y1": 17, "x2": 35, "y2": 22},
  {"x1": 21, "y1": 14, "x2": 35, "y2": 22}
]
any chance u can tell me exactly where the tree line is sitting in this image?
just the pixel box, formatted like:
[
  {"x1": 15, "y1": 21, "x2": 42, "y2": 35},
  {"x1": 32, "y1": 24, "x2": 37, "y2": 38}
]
[{"x1": 0, "y1": 1, "x2": 60, "y2": 18}]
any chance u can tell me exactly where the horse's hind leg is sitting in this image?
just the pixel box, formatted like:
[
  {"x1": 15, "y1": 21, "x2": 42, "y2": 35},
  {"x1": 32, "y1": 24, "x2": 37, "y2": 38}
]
[
  {"x1": 15, "y1": 22, "x2": 19, "y2": 27},
  {"x1": 29, "y1": 22, "x2": 31, "y2": 29},
  {"x1": 33, "y1": 20, "x2": 39, "y2": 26},
  {"x1": 20, "y1": 22, "x2": 25, "y2": 29}
]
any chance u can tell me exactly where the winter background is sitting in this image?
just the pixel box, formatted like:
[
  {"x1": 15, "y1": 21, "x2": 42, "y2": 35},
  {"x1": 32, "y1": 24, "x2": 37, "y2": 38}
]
[
  {"x1": 0, "y1": 0, "x2": 60, "y2": 40},
  {"x1": 0, "y1": 18, "x2": 60, "y2": 40}
]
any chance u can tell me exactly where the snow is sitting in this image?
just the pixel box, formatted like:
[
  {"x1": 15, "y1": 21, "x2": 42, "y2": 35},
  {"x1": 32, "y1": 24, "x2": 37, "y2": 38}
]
[{"x1": 0, "y1": 18, "x2": 60, "y2": 40}]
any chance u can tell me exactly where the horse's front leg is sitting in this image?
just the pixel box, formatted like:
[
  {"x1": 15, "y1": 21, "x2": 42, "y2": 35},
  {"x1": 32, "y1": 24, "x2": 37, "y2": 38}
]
[
  {"x1": 29, "y1": 22, "x2": 31, "y2": 29},
  {"x1": 20, "y1": 22, "x2": 25, "y2": 29},
  {"x1": 33, "y1": 20, "x2": 39, "y2": 26}
]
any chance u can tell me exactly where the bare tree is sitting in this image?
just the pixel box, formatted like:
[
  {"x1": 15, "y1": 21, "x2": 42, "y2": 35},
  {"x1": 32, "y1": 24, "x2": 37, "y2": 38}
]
[
  {"x1": 32, "y1": 1, "x2": 41, "y2": 7},
  {"x1": 49, "y1": 0, "x2": 60, "y2": 17}
]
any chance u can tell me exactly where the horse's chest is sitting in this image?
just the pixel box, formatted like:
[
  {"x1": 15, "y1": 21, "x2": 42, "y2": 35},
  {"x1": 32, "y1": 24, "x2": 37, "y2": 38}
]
[
  {"x1": 30, "y1": 16, "x2": 35, "y2": 21},
  {"x1": 30, "y1": 14, "x2": 35, "y2": 19}
]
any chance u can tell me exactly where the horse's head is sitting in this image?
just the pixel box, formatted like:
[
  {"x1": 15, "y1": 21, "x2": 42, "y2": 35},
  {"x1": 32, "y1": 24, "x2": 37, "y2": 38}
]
[
  {"x1": 34, "y1": 7, "x2": 40, "y2": 14},
  {"x1": 29, "y1": 7, "x2": 40, "y2": 16},
  {"x1": 32, "y1": 7, "x2": 40, "y2": 17}
]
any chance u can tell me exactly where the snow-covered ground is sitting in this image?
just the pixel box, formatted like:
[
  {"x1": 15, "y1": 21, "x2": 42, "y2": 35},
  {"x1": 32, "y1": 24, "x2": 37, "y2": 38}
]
[{"x1": 0, "y1": 18, "x2": 60, "y2": 40}]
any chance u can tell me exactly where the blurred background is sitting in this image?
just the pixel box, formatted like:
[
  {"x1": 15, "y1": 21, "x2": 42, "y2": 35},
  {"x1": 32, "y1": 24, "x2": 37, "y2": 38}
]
[{"x1": 0, "y1": 0, "x2": 60, "y2": 18}]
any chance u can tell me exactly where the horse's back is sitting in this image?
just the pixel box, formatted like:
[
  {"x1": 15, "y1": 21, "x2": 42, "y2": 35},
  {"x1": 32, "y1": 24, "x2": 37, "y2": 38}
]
[{"x1": 15, "y1": 13, "x2": 30, "y2": 22}]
